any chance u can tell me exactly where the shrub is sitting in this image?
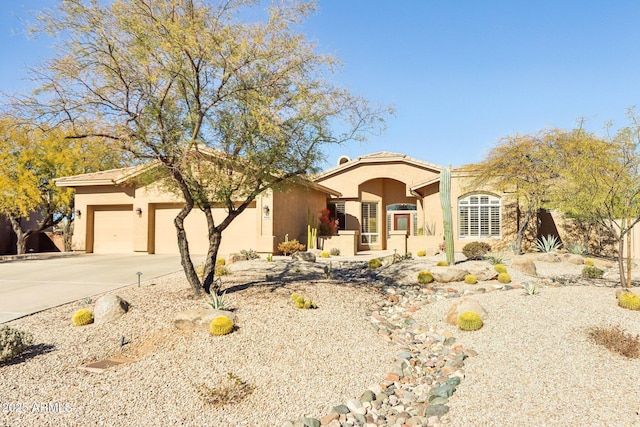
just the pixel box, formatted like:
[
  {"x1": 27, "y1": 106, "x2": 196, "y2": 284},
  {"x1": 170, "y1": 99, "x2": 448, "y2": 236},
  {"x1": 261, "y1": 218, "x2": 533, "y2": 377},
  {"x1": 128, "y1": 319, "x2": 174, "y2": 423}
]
[
  {"x1": 216, "y1": 258, "x2": 226, "y2": 266},
  {"x1": 417, "y1": 270, "x2": 434, "y2": 284},
  {"x1": 588, "y1": 325, "x2": 640, "y2": 359},
  {"x1": 436, "y1": 260, "x2": 448, "y2": 267},
  {"x1": 0, "y1": 326, "x2": 33, "y2": 363},
  {"x1": 215, "y1": 265, "x2": 230, "y2": 276},
  {"x1": 485, "y1": 252, "x2": 507, "y2": 265},
  {"x1": 278, "y1": 239, "x2": 305, "y2": 256},
  {"x1": 462, "y1": 242, "x2": 491, "y2": 260},
  {"x1": 196, "y1": 372, "x2": 255, "y2": 406},
  {"x1": 584, "y1": 258, "x2": 595, "y2": 266},
  {"x1": 266, "y1": 253, "x2": 273, "y2": 262},
  {"x1": 209, "y1": 316, "x2": 234, "y2": 336},
  {"x1": 320, "y1": 251, "x2": 330, "y2": 258},
  {"x1": 240, "y1": 249, "x2": 260, "y2": 260},
  {"x1": 329, "y1": 248, "x2": 340, "y2": 256},
  {"x1": 618, "y1": 292, "x2": 640, "y2": 310},
  {"x1": 566, "y1": 241, "x2": 587, "y2": 255},
  {"x1": 458, "y1": 311, "x2": 483, "y2": 331},
  {"x1": 368, "y1": 258, "x2": 382, "y2": 269},
  {"x1": 464, "y1": 274, "x2": 478, "y2": 284},
  {"x1": 494, "y1": 264, "x2": 507, "y2": 274},
  {"x1": 536, "y1": 234, "x2": 562, "y2": 253},
  {"x1": 582, "y1": 265, "x2": 604, "y2": 279},
  {"x1": 72, "y1": 309, "x2": 94, "y2": 326},
  {"x1": 417, "y1": 250, "x2": 426, "y2": 257},
  {"x1": 497, "y1": 272, "x2": 511, "y2": 284},
  {"x1": 291, "y1": 293, "x2": 317, "y2": 309}
]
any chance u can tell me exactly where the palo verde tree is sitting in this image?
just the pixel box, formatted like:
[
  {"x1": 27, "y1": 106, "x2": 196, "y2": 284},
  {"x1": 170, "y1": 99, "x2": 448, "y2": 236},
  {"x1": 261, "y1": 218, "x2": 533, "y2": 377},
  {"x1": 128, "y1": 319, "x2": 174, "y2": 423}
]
[
  {"x1": 465, "y1": 131, "x2": 559, "y2": 254},
  {"x1": 549, "y1": 119, "x2": 640, "y2": 287},
  {"x1": 0, "y1": 116, "x2": 124, "y2": 254},
  {"x1": 28, "y1": 0, "x2": 388, "y2": 295}
]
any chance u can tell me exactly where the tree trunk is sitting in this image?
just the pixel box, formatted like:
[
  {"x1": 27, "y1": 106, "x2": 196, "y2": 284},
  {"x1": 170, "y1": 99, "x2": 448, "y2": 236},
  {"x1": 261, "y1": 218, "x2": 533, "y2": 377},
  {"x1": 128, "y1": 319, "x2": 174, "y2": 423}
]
[
  {"x1": 618, "y1": 230, "x2": 629, "y2": 288},
  {"x1": 63, "y1": 217, "x2": 73, "y2": 252},
  {"x1": 514, "y1": 208, "x2": 534, "y2": 254},
  {"x1": 174, "y1": 203, "x2": 202, "y2": 297},
  {"x1": 8, "y1": 216, "x2": 30, "y2": 255},
  {"x1": 202, "y1": 229, "x2": 223, "y2": 295}
]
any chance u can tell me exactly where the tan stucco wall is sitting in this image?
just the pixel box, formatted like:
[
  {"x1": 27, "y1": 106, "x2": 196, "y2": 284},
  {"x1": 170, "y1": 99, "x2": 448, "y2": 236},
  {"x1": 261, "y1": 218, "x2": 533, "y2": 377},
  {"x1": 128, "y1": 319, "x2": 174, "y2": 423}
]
[{"x1": 273, "y1": 186, "x2": 327, "y2": 252}]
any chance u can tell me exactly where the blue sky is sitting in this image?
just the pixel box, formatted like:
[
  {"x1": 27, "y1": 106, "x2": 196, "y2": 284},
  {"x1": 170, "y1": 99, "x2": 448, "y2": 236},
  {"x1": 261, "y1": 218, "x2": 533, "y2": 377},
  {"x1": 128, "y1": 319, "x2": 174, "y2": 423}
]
[{"x1": 2, "y1": 1, "x2": 640, "y2": 169}]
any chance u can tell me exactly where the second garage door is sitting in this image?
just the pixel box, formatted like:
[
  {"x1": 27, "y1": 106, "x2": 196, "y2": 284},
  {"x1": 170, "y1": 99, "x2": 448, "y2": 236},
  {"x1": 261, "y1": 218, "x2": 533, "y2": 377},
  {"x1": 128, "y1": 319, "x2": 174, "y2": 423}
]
[{"x1": 92, "y1": 205, "x2": 134, "y2": 253}]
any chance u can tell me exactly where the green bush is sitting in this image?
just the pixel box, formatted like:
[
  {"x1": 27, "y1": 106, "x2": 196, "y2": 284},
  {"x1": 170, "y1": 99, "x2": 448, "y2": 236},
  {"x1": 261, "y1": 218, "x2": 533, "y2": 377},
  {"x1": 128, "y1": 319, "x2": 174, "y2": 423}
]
[
  {"x1": 368, "y1": 258, "x2": 382, "y2": 269},
  {"x1": 582, "y1": 265, "x2": 604, "y2": 278},
  {"x1": 462, "y1": 241, "x2": 492, "y2": 260},
  {"x1": 240, "y1": 249, "x2": 260, "y2": 260},
  {"x1": 417, "y1": 270, "x2": 434, "y2": 284},
  {"x1": 0, "y1": 325, "x2": 33, "y2": 363}
]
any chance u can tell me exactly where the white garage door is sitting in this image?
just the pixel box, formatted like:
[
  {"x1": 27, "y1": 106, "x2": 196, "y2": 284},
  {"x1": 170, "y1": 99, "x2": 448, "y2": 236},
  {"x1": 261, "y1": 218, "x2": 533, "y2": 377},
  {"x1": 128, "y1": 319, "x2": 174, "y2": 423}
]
[{"x1": 92, "y1": 205, "x2": 134, "y2": 253}]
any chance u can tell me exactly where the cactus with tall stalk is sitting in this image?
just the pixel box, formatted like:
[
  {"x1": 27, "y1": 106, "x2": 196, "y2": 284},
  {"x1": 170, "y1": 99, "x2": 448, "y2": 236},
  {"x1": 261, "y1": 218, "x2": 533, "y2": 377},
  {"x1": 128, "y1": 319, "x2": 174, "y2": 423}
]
[{"x1": 440, "y1": 167, "x2": 455, "y2": 265}]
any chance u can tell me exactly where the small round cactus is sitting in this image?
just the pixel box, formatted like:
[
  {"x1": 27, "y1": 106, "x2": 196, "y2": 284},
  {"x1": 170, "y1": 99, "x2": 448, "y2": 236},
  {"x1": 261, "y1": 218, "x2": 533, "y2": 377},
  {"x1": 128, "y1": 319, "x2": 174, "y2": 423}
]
[
  {"x1": 458, "y1": 311, "x2": 483, "y2": 331},
  {"x1": 464, "y1": 274, "x2": 478, "y2": 285},
  {"x1": 210, "y1": 316, "x2": 234, "y2": 336},
  {"x1": 368, "y1": 258, "x2": 382, "y2": 269},
  {"x1": 618, "y1": 292, "x2": 640, "y2": 310},
  {"x1": 497, "y1": 272, "x2": 511, "y2": 284},
  {"x1": 216, "y1": 258, "x2": 226, "y2": 266},
  {"x1": 72, "y1": 309, "x2": 94, "y2": 326},
  {"x1": 494, "y1": 264, "x2": 507, "y2": 274},
  {"x1": 320, "y1": 251, "x2": 330, "y2": 258},
  {"x1": 417, "y1": 250, "x2": 426, "y2": 257},
  {"x1": 584, "y1": 258, "x2": 595, "y2": 266},
  {"x1": 436, "y1": 261, "x2": 448, "y2": 267},
  {"x1": 417, "y1": 270, "x2": 434, "y2": 284}
]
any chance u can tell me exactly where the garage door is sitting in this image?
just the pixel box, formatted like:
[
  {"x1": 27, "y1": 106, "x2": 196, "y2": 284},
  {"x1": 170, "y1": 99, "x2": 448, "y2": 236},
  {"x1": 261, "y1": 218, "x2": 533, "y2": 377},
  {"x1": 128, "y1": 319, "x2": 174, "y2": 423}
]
[
  {"x1": 154, "y1": 206, "x2": 209, "y2": 255},
  {"x1": 153, "y1": 205, "x2": 257, "y2": 255},
  {"x1": 92, "y1": 205, "x2": 134, "y2": 253}
]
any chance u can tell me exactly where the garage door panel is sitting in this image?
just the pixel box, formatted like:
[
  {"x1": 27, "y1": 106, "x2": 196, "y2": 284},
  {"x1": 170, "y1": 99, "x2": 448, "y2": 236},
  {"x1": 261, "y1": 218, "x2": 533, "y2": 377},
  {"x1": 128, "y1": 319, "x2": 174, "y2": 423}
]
[{"x1": 93, "y1": 206, "x2": 133, "y2": 253}]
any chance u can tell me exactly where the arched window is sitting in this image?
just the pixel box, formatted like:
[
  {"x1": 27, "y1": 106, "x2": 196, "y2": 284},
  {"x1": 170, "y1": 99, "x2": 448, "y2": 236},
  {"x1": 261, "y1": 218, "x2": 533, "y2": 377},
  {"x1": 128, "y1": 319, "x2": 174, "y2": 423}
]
[{"x1": 458, "y1": 194, "x2": 501, "y2": 238}]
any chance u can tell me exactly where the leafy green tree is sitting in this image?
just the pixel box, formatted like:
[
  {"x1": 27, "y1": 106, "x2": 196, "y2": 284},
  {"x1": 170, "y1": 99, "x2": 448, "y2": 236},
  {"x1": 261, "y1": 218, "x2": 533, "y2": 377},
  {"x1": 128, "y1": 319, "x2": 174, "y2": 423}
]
[
  {"x1": 28, "y1": 0, "x2": 388, "y2": 295},
  {"x1": 465, "y1": 131, "x2": 558, "y2": 254},
  {"x1": 0, "y1": 117, "x2": 124, "y2": 254},
  {"x1": 549, "y1": 120, "x2": 640, "y2": 287}
]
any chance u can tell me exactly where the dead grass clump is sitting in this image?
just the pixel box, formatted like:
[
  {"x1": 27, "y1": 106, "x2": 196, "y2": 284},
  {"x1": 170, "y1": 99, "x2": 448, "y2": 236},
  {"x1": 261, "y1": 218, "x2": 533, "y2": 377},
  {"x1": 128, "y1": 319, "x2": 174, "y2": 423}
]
[
  {"x1": 588, "y1": 325, "x2": 640, "y2": 359},
  {"x1": 195, "y1": 372, "x2": 254, "y2": 406}
]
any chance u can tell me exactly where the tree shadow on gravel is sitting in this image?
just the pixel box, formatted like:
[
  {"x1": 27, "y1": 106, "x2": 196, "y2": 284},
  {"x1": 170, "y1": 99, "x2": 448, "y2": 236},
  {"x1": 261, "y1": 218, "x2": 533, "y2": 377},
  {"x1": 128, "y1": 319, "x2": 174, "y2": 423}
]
[{"x1": 1, "y1": 343, "x2": 56, "y2": 367}]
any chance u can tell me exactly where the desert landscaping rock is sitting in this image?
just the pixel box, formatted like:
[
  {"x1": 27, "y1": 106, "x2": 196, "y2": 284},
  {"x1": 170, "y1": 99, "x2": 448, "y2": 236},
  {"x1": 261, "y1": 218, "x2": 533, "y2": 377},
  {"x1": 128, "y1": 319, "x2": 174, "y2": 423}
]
[
  {"x1": 431, "y1": 267, "x2": 469, "y2": 283},
  {"x1": 444, "y1": 297, "x2": 487, "y2": 325},
  {"x1": 292, "y1": 251, "x2": 317, "y2": 262},
  {"x1": 510, "y1": 257, "x2": 538, "y2": 275},
  {"x1": 93, "y1": 294, "x2": 129, "y2": 324},
  {"x1": 173, "y1": 307, "x2": 236, "y2": 332}
]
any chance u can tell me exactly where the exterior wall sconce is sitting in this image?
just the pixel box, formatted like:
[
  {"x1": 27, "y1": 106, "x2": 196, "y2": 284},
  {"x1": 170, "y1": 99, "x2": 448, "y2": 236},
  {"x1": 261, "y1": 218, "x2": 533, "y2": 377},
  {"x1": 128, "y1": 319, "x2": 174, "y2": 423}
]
[
  {"x1": 75, "y1": 209, "x2": 81, "y2": 219},
  {"x1": 136, "y1": 207, "x2": 143, "y2": 216},
  {"x1": 262, "y1": 205, "x2": 270, "y2": 217}
]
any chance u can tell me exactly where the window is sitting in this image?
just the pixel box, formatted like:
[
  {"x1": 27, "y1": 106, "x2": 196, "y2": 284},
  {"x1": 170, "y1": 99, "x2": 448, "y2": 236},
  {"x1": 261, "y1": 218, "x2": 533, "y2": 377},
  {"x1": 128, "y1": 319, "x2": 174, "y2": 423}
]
[
  {"x1": 361, "y1": 202, "x2": 378, "y2": 244},
  {"x1": 386, "y1": 204, "x2": 418, "y2": 237},
  {"x1": 328, "y1": 202, "x2": 346, "y2": 231},
  {"x1": 458, "y1": 194, "x2": 501, "y2": 238}
]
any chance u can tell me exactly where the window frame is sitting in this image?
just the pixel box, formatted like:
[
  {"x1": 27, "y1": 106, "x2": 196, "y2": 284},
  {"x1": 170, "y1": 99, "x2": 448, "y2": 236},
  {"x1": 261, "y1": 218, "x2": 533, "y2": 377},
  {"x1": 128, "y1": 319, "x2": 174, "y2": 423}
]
[{"x1": 458, "y1": 193, "x2": 501, "y2": 239}]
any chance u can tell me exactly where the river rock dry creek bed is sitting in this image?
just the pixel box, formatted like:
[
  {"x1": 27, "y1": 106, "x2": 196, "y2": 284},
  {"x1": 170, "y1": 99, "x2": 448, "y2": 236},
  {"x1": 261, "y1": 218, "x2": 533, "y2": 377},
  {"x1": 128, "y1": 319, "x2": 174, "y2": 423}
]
[{"x1": 2, "y1": 252, "x2": 640, "y2": 427}]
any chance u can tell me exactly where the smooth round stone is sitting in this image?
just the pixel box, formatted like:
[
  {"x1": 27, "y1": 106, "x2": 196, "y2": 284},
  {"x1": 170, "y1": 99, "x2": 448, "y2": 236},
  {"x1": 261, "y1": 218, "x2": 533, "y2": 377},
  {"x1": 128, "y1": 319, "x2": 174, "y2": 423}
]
[
  {"x1": 360, "y1": 390, "x2": 376, "y2": 403},
  {"x1": 398, "y1": 352, "x2": 412, "y2": 360},
  {"x1": 332, "y1": 404, "x2": 350, "y2": 414},
  {"x1": 425, "y1": 404, "x2": 449, "y2": 417},
  {"x1": 301, "y1": 418, "x2": 320, "y2": 427},
  {"x1": 429, "y1": 397, "x2": 448, "y2": 405}
]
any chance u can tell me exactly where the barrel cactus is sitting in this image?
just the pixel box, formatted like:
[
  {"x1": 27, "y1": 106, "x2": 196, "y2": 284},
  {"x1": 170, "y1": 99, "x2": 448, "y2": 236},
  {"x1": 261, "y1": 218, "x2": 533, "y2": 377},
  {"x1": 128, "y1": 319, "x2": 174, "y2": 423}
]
[
  {"x1": 291, "y1": 293, "x2": 317, "y2": 309},
  {"x1": 458, "y1": 311, "x2": 483, "y2": 331},
  {"x1": 417, "y1": 250, "x2": 426, "y2": 257},
  {"x1": 618, "y1": 292, "x2": 640, "y2": 310},
  {"x1": 494, "y1": 264, "x2": 507, "y2": 274},
  {"x1": 497, "y1": 272, "x2": 511, "y2": 284},
  {"x1": 464, "y1": 274, "x2": 478, "y2": 285},
  {"x1": 417, "y1": 270, "x2": 434, "y2": 284},
  {"x1": 436, "y1": 261, "x2": 449, "y2": 267},
  {"x1": 368, "y1": 258, "x2": 382, "y2": 269},
  {"x1": 72, "y1": 309, "x2": 94, "y2": 326},
  {"x1": 210, "y1": 316, "x2": 234, "y2": 336}
]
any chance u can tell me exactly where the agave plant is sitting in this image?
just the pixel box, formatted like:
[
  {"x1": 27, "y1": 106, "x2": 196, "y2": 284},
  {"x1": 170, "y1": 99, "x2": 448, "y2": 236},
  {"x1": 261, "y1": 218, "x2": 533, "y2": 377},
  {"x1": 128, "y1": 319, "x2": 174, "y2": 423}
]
[
  {"x1": 566, "y1": 241, "x2": 587, "y2": 255},
  {"x1": 523, "y1": 282, "x2": 540, "y2": 295},
  {"x1": 207, "y1": 291, "x2": 228, "y2": 310},
  {"x1": 535, "y1": 234, "x2": 562, "y2": 253},
  {"x1": 485, "y1": 252, "x2": 507, "y2": 265}
]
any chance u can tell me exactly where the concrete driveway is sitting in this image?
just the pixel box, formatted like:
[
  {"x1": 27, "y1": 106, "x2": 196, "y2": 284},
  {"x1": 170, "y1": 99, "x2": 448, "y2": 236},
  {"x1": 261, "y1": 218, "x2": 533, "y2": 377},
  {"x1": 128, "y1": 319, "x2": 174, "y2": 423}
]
[{"x1": 0, "y1": 253, "x2": 203, "y2": 323}]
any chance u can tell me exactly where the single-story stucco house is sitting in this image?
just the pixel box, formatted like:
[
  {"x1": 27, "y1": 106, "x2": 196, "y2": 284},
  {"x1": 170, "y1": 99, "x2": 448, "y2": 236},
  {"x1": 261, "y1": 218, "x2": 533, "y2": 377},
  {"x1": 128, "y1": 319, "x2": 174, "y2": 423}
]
[{"x1": 55, "y1": 151, "x2": 526, "y2": 257}]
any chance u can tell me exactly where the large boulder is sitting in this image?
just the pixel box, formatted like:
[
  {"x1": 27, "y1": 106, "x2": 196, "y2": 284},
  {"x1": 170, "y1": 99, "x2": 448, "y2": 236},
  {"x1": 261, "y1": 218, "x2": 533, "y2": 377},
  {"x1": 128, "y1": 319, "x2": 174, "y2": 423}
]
[
  {"x1": 431, "y1": 267, "x2": 469, "y2": 283},
  {"x1": 227, "y1": 253, "x2": 248, "y2": 264},
  {"x1": 445, "y1": 297, "x2": 487, "y2": 325},
  {"x1": 537, "y1": 253, "x2": 561, "y2": 263},
  {"x1": 174, "y1": 307, "x2": 236, "y2": 332},
  {"x1": 94, "y1": 294, "x2": 130, "y2": 324},
  {"x1": 566, "y1": 254, "x2": 585, "y2": 265},
  {"x1": 467, "y1": 265, "x2": 498, "y2": 281},
  {"x1": 511, "y1": 258, "x2": 537, "y2": 276},
  {"x1": 292, "y1": 251, "x2": 316, "y2": 263}
]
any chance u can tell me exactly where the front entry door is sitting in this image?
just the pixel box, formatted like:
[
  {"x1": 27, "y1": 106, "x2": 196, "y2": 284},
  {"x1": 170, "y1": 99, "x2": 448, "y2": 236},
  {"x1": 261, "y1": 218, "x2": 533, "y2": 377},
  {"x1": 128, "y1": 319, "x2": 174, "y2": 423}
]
[{"x1": 394, "y1": 213, "x2": 410, "y2": 233}]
